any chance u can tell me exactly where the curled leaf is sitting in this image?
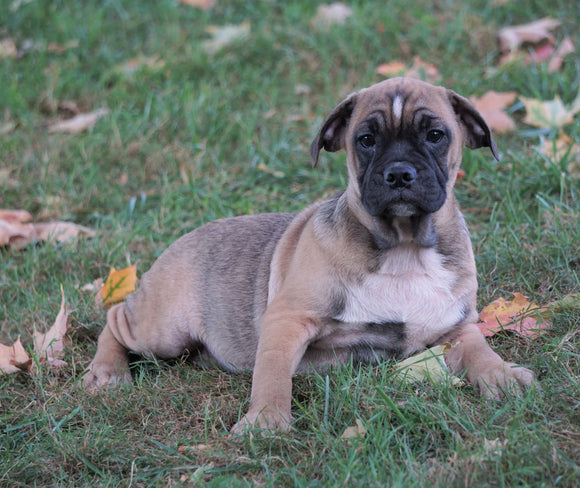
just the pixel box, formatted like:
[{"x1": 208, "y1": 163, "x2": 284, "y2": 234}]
[
  {"x1": 33, "y1": 285, "x2": 70, "y2": 370},
  {"x1": 48, "y1": 108, "x2": 110, "y2": 134},
  {"x1": 0, "y1": 338, "x2": 31, "y2": 374}
]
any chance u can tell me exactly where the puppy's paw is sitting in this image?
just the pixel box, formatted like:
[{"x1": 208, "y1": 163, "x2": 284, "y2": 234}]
[
  {"x1": 82, "y1": 361, "x2": 132, "y2": 390},
  {"x1": 474, "y1": 361, "x2": 534, "y2": 399},
  {"x1": 231, "y1": 408, "x2": 293, "y2": 435}
]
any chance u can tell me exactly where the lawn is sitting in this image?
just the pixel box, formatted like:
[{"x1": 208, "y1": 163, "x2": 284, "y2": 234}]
[{"x1": 1, "y1": 0, "x2": 579, "y2": 486}]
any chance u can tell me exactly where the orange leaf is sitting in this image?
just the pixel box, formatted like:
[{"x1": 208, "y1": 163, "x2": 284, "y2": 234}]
[
  {"x1": 477, "y1": 293, "x2": 551, "y2": 338},
  {"x1": 33, "y1": 285, "x2": 70, "y2": 370},
  {"x1": 0, "y1": 338, "x2": 31, "y2": 374},
  {"x1": 470, "y1": 91, "x2": 517, "y2": 134},
  {"x1": 376, "y1": 56, "x2": 441, "y2": 84},
  {"x1": 102, "y1": 264, "x2": 137, "y2": 308}
]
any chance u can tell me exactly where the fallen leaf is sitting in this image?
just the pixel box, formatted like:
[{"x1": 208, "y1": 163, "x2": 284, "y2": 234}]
[
  {"x1": 498, "y1": 18, "x2": 561, "y2": 54},
  {"x1": 33, "y1": 221, "x2": 96, "y2": 243},
  {"x1": 477, "y1": 293, "x2": 551, "y2": 337},
  {"x1": 311, "y1": 3, "x2": 353, "y2": 30},
  {"x1": 521, "y1": 94, "x2": 580, "y2": 130},
  {"x1": 47, "y1": 108, "x2": 110, "y2": 134},
  {"x1": 114, "y1": 55, "x2": 166, "y2": 78},
  {"x1": 0, "y1": 338, "x2": 31, "y2": 374},
  {"x1": 102, "y1": 264, "x2": 138, "y2": 308},
  {"x1": 0, "y1": 37, "x2": 17, "y2": 58},
  {"x1": 46, "y1": 40, "x2": 79, "y2": 54},
  {"x1": 376, "y1": 56, "x2": 441, "y2": 84},
  {"x1": 340, "y1": 419, "x2": 367, "y2": 441},
  {"x1": 0, "y1": 219, "x2": 36, "y2": 248},
  {"x1": 178, "y1": 0, "x2": 216, "y2": 9},
  {"x1": 0, "y1": 209, "x2": 33, "y2": 223},
  {"x1": 539, "y1": 134, "x2": 580, "y2": 178},
  {"x1": 548, "y1": 37, "x2": 574, "y2": 73},
  {"x1": 375, "y1": 61, "x2": 408, "y2": 78},
  {"x1": 33, "y1": 285, "x2": 69, "y2": 370},
  {"x1": 395, "y1": 344, "x2": 462, "y2": 385},
  {"x1": 470, "y1": 91, "x2": 517, "y2": 134},
  {"x1": 202, "y1": 23, "x2": 251, "y2": 56}
]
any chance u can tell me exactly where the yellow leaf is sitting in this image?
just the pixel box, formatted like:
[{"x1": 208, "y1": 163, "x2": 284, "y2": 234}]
[
  {"x1": 102, "y1": 264, "x2": 137, "y2": 308},
  {"x1": 395, "y1": 344, "x2": 462, "y2": 385},
  {"x1": 521, "y1": 95, "x2": 579, "y2": 130}
]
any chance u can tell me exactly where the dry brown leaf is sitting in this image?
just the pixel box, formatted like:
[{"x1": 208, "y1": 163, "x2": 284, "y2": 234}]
[
  {"x1": 114, "y1": 55, "x2": 166, "y2": 78},
  {"x1": 47, "y1": 108, "x2": 110, "y2": 134},
  {"x1": 498, "y1": 18, "x2": 561, "y2": 54},
  {"x1": 34, "y1": 221, "x2": 96, "y2": 243},
  {"x1": 0, "y1": 209, "x2": 96, "y2": 249},
  {"x1": 0, "y1": 219, "x2": 36, "y2": 248},
  {"x1": 548, "y1": 37, "x2": 575, "y2": 73},
  {"x1": 340, "y1": 419, "x2": 367, "y2": 441},
  {"x1": 178, "y1": 0, "x2": 216, "y2": 9},
  {"x1": 203, "y1": 23, "x2": 251, "y2": 56},
  {"x1": 470, "y1": 91, "x2": 517, "y2": 134},
  {"x1": 0, "y1": 338, "x2": 31, "y2": 375},
  {"x1": 33, "y1": 286, "x2": 69, "y2": 370},
  {"x1": 0, "y1": 209, "x2": 33, "y2": 223},
  {"x1": 0, "y1": 37, "x2": 17, "y2": 58},
  {"x1": 311, "y1": 3, "x2": 353, "y2": 30},
  {"x1": 102, "y1": 264, "x2": 138, "y2": 308}
]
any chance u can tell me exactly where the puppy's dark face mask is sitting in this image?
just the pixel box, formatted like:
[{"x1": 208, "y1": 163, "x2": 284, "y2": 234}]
[{"x1": 353, "y1": 102, "x2": 451, "y2": 219}]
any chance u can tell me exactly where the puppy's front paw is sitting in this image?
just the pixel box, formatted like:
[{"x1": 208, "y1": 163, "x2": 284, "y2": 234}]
[
  {"x1": 231, "y1": 408, "x2": 293, "y2": 435},
  {"x1": 475, "y1": 361, "x2": 534, "y2": 399},
  {"x1": 82, "y1": 360, "x2": 132, "y2": 390}
]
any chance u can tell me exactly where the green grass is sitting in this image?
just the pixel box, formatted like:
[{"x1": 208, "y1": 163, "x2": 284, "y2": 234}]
[{"x1": 1, "y1": 0, "x2": 579, "y2": 486}]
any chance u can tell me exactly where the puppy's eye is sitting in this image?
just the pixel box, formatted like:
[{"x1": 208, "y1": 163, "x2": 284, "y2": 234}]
[
  {"x1": 426, "y1": 130, "x2": 444, "y2": 143},
  {"x1": 359, "y1": 134, "x2": 376, "y2": 148}
]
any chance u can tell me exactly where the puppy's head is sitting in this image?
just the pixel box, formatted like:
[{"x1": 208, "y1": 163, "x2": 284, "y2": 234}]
[{"x1": 311, "y1": 78, "x2": 498, "y2": 223}]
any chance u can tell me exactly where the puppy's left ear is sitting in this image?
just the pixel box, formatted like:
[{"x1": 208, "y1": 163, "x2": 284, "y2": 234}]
[
  {"x1": 310, "y1": 92, "x2": 358, "y2": 167},
  {"x1": 447, "y1": 90, "x2": 500, "y2": 161}
]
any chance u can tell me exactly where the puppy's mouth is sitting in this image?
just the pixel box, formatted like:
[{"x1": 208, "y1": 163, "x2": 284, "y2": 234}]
[{"x1": 360, "y1": 166, "x2": 447, "y2": 219}]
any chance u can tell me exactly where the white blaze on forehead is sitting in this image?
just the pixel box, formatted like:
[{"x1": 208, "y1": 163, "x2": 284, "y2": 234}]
[{"x1": 392, "y1": 95, "x2": 403, "y2": 123}]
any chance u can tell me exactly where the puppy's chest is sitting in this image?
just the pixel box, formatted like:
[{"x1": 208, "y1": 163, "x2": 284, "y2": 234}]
[{"x1": 331, "y1": 247, "x2": 464, "y2": 355}]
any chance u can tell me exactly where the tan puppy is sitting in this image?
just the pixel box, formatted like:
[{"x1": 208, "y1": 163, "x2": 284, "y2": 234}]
[{"x1": 84, "y1": 78, "x2": 534, "y2": 432}]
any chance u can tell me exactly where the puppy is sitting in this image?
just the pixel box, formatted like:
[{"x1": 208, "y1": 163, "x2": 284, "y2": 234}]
[{"x1": 84, "y1": 77, "x2": 534, "y2": 432}]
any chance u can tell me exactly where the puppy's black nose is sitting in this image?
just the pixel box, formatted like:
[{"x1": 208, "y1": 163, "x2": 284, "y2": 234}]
[{"x1": 384, "y1": 163, "x2": 417, "y2": 188}]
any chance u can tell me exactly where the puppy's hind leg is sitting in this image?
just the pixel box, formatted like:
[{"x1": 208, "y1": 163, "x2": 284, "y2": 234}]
[{"x1": 83, "y1": 303, "x2": 135, "y2": 389}]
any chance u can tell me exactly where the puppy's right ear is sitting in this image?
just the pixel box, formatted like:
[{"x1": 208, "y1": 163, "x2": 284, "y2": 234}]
[{"x1": 310, "y1": 93, "x2": 358, "y2": 167}]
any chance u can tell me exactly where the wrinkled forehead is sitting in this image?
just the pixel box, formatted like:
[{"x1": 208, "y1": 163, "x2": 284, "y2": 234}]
[{"x1": 350, "y1": 79, "x2": 455, "y2": 131}]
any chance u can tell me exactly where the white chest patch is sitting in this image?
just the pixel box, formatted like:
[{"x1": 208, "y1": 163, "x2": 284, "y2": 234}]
[{"x1": 334, "y1": 246, "x2": 465, "y2": 355}]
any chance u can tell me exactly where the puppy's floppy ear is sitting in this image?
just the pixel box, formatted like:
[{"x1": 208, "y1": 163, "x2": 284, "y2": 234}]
[
  {"x1": 310, "y1": 92, "x2": 358, "y2": 167},
  {"x1": 447, "y1": 90, "x2": 500, "y2": 161}
]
